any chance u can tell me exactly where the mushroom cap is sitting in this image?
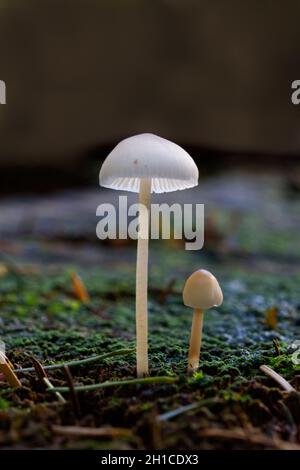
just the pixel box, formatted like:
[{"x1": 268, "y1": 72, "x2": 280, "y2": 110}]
[
  {"x1": 183, "y1": 269, "x2": 223, "y2": 310},
  {"x1": 99, "y1": 133, "x2": 198, "y2": 193}
]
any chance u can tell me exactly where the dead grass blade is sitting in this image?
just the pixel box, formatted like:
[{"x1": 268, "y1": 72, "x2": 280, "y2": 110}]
[
  {"x1": 28, "y1": 354, "x2": 66, "y2": 404},
  {"x1": 70, "y1": 272, "x2": 90, "y2": 302},
  {"x1": 0, "y1": 351, "x2": 22, "y2": 388},
  {"x1": 260, "y1": 365, "x2": 295, "y2": 392},
  {"x1": 63, "y1": 365, "x2": 81, "y2": 418}
]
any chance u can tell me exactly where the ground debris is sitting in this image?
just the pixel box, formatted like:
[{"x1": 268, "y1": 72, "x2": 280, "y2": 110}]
[
  {"x1": 52, "y1": 424, "x2": 132, "y2": 439},
  {"x1": 199, "y1": 427, "x2": 300, "y2": 450}
]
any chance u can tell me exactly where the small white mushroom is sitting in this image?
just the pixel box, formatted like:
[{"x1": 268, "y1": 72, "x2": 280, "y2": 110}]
[
  {"x1": 183, "y1": 269, "x2": 223, "y2": 373},
  {"x1": 100, "y1": 133, "x2": 198, "y2": 377}
]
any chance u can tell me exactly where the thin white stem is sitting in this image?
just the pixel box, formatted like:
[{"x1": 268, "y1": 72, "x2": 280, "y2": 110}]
[
  {"x1": 136, "y1": 178, "x2": 151, "y2": 377},
  {"x1": 188, "y1": 309, "x2": 204, "y2": 373}
]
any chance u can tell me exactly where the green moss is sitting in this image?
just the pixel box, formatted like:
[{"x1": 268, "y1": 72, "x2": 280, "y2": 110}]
[
  {"x1": 0, "y1": 249, "x2": 299, "y2": 449},
  {"x1": 0, "y1": 398, "x2": 11, "y2": 410}
]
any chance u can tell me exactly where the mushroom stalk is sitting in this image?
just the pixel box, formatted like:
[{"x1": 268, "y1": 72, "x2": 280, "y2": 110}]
[
  {"x1": 136, "y1": 178, "x2": 151, "y2": 377},
  {"x1": 188, "y1": 308, "x2": 204, "y2": 372}
]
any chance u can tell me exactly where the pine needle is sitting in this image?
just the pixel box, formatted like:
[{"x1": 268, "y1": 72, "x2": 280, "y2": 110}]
[
  {"x1": 47, "y1": 376, "x2": 178, "y2": 393},
  {"x1": 260, "y1": 364, "x2": 295, "y2": 392},
  {"x1": 14, "y1": 348, "x2": 134, "y2": 373}
]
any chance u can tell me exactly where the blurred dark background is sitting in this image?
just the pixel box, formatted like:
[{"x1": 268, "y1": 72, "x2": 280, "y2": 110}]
[{"x1": 1, "y1": 0, "x2": 300, "y2": 193}]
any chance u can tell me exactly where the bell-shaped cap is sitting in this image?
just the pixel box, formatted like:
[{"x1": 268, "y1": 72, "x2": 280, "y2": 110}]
[
  {"x1": 183, "y1": 269, "x2": 223, "y2": 310},
  {"x1": 99, "y1": 133, "x2": 198, "y2": 193}
]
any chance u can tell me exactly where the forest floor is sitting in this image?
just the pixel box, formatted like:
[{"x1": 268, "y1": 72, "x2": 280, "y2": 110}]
[{"x1": 0, "y1": 169, "x2": 300, "y2": 450}]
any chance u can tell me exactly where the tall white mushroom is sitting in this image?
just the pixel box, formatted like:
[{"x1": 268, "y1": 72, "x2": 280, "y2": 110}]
[{"x1": 100, "y1": 133, "x2": 198, "y2": 377}]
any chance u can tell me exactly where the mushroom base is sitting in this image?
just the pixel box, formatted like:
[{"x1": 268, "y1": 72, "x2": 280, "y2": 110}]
[{"x1": 188, "y1": 308, "x2": 204, "y2": 373}]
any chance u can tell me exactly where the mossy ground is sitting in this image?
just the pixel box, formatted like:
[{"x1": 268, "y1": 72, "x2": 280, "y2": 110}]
[
  {"x1": 0, "y1": 171, "x2": 300, "y2": 449},
  {"x1": 0, "y1": 248, "x2": 300, "y2": 449}
]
